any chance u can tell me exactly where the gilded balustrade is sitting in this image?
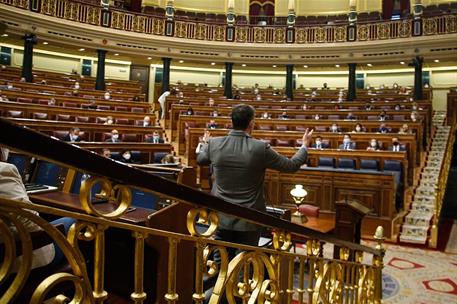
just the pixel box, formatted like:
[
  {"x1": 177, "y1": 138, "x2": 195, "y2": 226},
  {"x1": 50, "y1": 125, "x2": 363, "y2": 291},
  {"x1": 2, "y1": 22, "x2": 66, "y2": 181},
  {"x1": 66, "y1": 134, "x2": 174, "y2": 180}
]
[
  {"x1": 1, "y1": 0, "x2": 456, "y2": 43},
  {"x1": 0, "y1": 117, "x2": 385, "y2": 303}
]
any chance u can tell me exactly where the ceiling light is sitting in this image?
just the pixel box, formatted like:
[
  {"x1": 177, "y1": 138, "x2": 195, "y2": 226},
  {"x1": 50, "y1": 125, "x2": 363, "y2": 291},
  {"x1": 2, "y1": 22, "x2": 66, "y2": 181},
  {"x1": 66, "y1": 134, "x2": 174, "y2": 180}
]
[
  {"x1": 400, "y1": 61, "x2": 405, "y2": 65},
  {"x1": 367, "y1": 63, "x2": 372, "y2": 67},
  {"x1": 43, "y1": 41, "x2": 49, "y2": 45},
  {"x1": 179, "y1": 60, "x2": 184, "y2": 63},
  {"x1": 272, "y1": 65, "x2": 277, "y2": 68},
  {"x1": 147, "y1": 57, "x2": 152, "y2": 60},
  {"x1": 434, "y1": 59, "x2": 440, "y2": 63},
  {"x1": 114, "y1": 53, "x2": 119, "y2": 56},
  {"x1": 335, "y1": 64, "x2": 340, "y2": 68},
  {"x1": 211, "y1": 62, "x2": 216, "y2": 66},
  {"x1": 242, "y1": 63, "x2": 247, "y2": 67},
  {"x1": 1, "y1": 34, "x2": 8, "y2": 37},
  {"x1": 303, "y1": 65, "x2": 308, "y2": 68},
  {"x1": 78, "y1": 48, "x2": 85, "y2": 51}
]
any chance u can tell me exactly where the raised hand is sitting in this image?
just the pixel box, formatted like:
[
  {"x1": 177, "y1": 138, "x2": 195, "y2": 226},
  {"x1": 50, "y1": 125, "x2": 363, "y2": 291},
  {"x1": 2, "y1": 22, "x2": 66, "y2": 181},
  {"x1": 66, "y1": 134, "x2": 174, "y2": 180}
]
[{"x1": 302, "y1": 128, "x2": 314, "y2": 148}]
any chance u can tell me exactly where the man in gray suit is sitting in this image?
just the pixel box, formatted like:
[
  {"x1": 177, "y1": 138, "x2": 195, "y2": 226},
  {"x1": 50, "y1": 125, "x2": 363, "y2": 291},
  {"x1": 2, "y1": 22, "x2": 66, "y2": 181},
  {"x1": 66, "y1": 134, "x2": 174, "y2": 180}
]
[{"x1": 197, "y1": 104, "x2": 313, "y2": 257}]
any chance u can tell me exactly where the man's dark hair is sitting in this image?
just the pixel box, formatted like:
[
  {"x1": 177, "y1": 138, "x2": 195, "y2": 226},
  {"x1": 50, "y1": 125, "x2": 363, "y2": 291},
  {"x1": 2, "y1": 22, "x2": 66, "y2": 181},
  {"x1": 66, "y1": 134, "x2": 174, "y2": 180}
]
[{"x1": 231, "y1": 104, "x2": 255, "y2": 130}]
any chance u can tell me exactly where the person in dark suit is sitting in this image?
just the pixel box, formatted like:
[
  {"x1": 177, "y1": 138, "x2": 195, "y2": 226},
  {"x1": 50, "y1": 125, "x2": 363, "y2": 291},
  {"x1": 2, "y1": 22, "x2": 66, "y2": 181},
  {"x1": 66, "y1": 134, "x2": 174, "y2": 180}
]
[
  {"x1": 311, "y1": 136, "x2": 329, "y2": 149},
  {"x1": 196, "y1": 104, "x2": 313, "y2": 260},
  {"x1": 147, "y1": 131, "x2": 164, "y2": 144},
  {"x1": 388, "y1": 137, "x2": 406, "y2": 152},
  {"x1": 338, "y1": 134, "x2": 356, "y2": 150},
  {"x1": 62, "y1": 127, "x2": 81, "y2": 142},
  {"x1": 105, "y1": 129, "x2": 121, "y2": 143}
]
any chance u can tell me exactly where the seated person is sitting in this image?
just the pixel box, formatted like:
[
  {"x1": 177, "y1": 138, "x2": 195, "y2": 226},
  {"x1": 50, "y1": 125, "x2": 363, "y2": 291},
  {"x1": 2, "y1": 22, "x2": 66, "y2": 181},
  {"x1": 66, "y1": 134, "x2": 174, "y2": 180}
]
[
  {"x1": 345, "y1": 112, "x2": 356, "y2": 120},
  {"x1": 119, "y1": 150, "x2": 133, "y2": 163},
  {"x1": 302, "y1": 104, "x2": 308, "y2": 110},
  {"x1": 211, "y1": 110, "x2": 219, "y2": 117},
  {"x1": 207, "y1": 119, "x2": 218, "y2": 129},
  {"x1": 62, "y1": 127, "x2": 81, "y2": 142},
  {"x1": 393, "y1": 82, "x2": 399, "y2": 89},
  {"x1": 366, "y1": 139, "x2": 381, "y2": 151},
  {"x1": 378, "y1": 110, "x2": 388, "y2": 121},
  {"x1": 364, "y1": 103, "x2": 374, "y2": 110},
  {"x1": 311, "y1": 136, "x2": 329, "y2": 149},
  {"x1": 161, "y1": 154, "x2": 178, "y2": 164},
  {"x1": 186, "y1": 107, "x2": 194, "y2": 115},
  {"x1": 133, "y1": 95, "x2": 140, "y2": 101},
  {"x1": 279, "y1": 112, "x2": 289, "y2": 119},
  {"x1": 48, "y1": 98, "x2": 56, "y2": 106},
  {"x1": 208, "y1": 98, "x2": 215, "y2": 107},
  {"x1": 411, "y1": 102, "x2": 421, "y2": 111},
  {"x1": 394, "y1": 104, "x2": 402, "y2": 111},
  {"x1": 88, "y1": 99, "x2": 97, "y2": 110},
  {"x1": 314, "y1": 114, "x2": 321, "y2": 120},
  {"x1": 378, "y1": 123, "x2": 389, "y2": 134},
  {"x1": 352, "y1": 123, "x2": 365, "y2": 133},
  {"x1": 254, "y1": 94, "x2": 262, "y2": 101},
  {"x1": 142, "y1": 116, "x2": 152, "y2": 127},
  {"x1": 177, "y1": 91, "x2": 184, "y2": 98},
  {"x1": 322, "y1": 83, "x2": 329, "y2": 90},
  {"x1": 233, "y1": 90, "x2": 241, "y2": 100},
  {"x1": 104, "y1": 116, "x2": 114, "y2": 125},
  {"x1": 410, "y1": 111, "x2": 419, "y2": 122},
  {"x1": 73, "y1": 81, "x2": 80, "y2": 90},
  {"x1": 106, "y1": 129, "x2": 121, "y2": 142},
  {"x1": 329, "y1": 123, "x2": 340, "y2": 133},
  {"x1": 339, "y1": 134, "x2": 356, "y2": 150},
  {"x1": 389, "y1": 137, "x2": 406, "y2": 152},
  {"x1": 102, "y1": 148, "x2": 111, "y2": 158},
  {"x1": 147, "y1": 131, "x2": 164, "y2": 144},
  {"x1": 398, "y1": 123, "x2": 411, "y2": 134},
  {"x1": 261, "y1": 112, "x2": 270, "y2": 119},
  {"x1": 398, "y1": 87, "x2": 409, "y2": 95},
  {"x1": 104, "y1": 91, "x2": 111, "y2": 100}
]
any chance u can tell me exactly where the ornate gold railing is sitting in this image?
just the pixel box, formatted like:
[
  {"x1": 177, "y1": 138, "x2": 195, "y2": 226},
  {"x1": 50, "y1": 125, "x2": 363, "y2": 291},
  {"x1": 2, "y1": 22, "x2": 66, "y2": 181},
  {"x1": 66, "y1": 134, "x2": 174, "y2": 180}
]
[
  {"x1": 0, "y1": 118, "x2": 385, "y2": 303},
  {"x1": 1, "y1": 0, "x2": 457, "y2": 43}
]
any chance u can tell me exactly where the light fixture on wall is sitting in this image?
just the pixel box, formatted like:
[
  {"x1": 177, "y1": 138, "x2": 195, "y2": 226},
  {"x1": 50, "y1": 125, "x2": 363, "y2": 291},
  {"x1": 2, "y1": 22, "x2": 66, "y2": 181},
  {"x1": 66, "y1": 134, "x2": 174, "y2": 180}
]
[
  {"x1": 43, "y1": 41, "x2": 49, "y2": 45},
  {"x1": 367, "y1": 63, "x2": 372, "y2": 67},
  {"x1": 400, "y1": 61, "x2": 405, "y2": 65},
  {"x1": 147, "y1": 57, "x2": 152, "y2": 60},
  {"x1": 335, "y1": 64, "x2": 340, "y2": 68},
  {"x1": 434, "y1": 59, "x2": 440, "y2": 63},
  {"x1": 303, "y1": 65, "x2": 308, "y2": 68},
  {"x1": 78, "y1": 48, "x2": 85, "y2": 51},
  {"x1": 179, "y1": 60, "x2": 184, "y2": 63},
  {"x1": 290, "y1": 184, "x2": 308, "y2": 224},
  {"x1": 211, "y1": 62, "x2": 216, "y2": 66},
  {"x1": 241, "y1": 63, "x2": 247, "y2": 67},
  {"x1": 114, "y1": 53, "x2": 119, "y2": 56},
  {"x1": 1, "y1": 34, "x2": 8, "y2": 37},
  {"x1": 272, "y1": 65, "x2": 277, "y2": 68}
]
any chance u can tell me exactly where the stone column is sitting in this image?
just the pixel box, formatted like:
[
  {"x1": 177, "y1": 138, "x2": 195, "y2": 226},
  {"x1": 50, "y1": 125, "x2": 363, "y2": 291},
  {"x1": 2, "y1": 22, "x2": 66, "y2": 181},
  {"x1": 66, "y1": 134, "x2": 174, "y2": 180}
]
[
  {"x1": 413, "y1": 56, "x2": 423, "y2": 100},
  {"x1": 161, "y1": 57, "x2": 171, "y2": 93},
  {"x1": 224, "y1": 62, "x2": 233, "y2": 99},
  {"x1": 286, "y1": 64, "x2": 294, "y2": 100},
  {"x1": 347, "y1": 63, "x2": 357, "y2": 101},
  {"x1": 21, "y1": 33, "x2": 37, "y2": 83},
  {"x1": 95, "y1": 49, "x2": 107, "y2": 91}
]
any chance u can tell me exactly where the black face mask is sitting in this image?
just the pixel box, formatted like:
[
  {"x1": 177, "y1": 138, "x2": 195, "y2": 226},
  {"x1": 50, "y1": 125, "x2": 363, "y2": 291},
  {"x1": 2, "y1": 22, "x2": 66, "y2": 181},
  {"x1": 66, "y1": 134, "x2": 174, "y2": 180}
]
[{"x1": 393, "y1": 142, "x2": 399, "y2": 146}]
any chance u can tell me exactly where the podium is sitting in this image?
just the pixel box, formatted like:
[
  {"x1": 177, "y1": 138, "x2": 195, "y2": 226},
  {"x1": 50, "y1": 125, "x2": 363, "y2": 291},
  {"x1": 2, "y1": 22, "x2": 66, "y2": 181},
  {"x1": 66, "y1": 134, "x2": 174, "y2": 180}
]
[{"x1": 333, "y1": 200, "x2": 371, "y2": 259}]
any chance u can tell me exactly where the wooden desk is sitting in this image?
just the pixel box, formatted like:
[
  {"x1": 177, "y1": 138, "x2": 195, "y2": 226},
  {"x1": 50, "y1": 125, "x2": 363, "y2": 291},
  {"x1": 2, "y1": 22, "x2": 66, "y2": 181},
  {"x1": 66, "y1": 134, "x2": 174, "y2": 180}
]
[{"x1": 30, "y1": 191, "x2": 154, "y2": 225}]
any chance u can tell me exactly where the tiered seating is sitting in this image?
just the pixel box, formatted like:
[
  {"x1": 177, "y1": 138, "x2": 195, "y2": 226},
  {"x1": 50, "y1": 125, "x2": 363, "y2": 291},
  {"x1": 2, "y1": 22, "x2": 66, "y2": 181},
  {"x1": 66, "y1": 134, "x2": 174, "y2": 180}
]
[{"x1": 400, "y1": 111, "x2": 453, "y2": 245}]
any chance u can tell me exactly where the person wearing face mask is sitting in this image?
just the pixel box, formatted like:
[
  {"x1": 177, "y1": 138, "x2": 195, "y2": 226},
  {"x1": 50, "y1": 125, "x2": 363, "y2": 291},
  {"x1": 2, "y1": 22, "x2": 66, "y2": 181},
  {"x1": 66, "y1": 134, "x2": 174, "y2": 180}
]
[
  {"x1": 338, "y1": 134, "x2": 356, "y2": 150},
  {"x1": 346, "y1": 112, "x2": 356, "y2": 120},
  {"x1": 389, "y1": 137, "x2": 406, "y2": 152},
  {"x1": 74, "y1": 82, "x2": 80, "y2": 90},
  {"x1": 314, "y1": 114, "x2": 320, "y2": 120},
  {"x1": 103, "y1": 92, "x2": 111, "y2": 100},
  {"x1": 142, "y1": 116, "x2": 151, "y2": 127},
  {"x1": 120, "y1": 150, "x2": 133, "y2": 163},
  {"x1": 352, "y1": 123, "x2": 364, "y2": 133},
  {"x1": 330, "y1": 124, "x2": 340, "y2": 133},
  {"x1": 364, "y1": 103, "x2": 373, "y2": 111},
  {"x1": 261, "y1": 112, "x2": 270, "y2": 119},
  {"x1": 378, "y1": 123, "x2": 389, "y2": 134},
  {"x1": 366, "y1": 139, "x2": 381, "y2": 151},
  {"x1": 280, "y1": 112, "x2": 289, "y2": 119},
  {"x1": 62, "y1": 127, "x2": 81, "y2": 142},
  {"x1": 207, "y1": 119, "x2": 218, "y2": 129},
  {"x1": 378, "y1": 111, "x2": 388, "y2": 121},
  {"x1": 398, "y1": 123, "x2": 411, "y2": 134},
  {"x1": 410, "y1": 111, "x2": 419, "y2": 122},
  {"x1": 186, "y1": 107, "x2": 194, "y2": 115},
  {"x1": 106, "y1": 129, "x2": 121, "y2": 142},
  {"x1": 394, "y1": 104, "x2": 401, "y2": 111},
  {"x1": 104, "y1": 116, "x2": 114, "y2": 125},
  {"x1": 311, "y1": 136, "x2": 329, "y2": 149},
  {"x1": 147, "y1": 131, "x2": 164, "y2": 144},
  {"x1": 255, "y1": 94, "x2": 262, "y2": 101},
  {"x1": 212, "y1": 110, "x2": 219, "y2": 117}
]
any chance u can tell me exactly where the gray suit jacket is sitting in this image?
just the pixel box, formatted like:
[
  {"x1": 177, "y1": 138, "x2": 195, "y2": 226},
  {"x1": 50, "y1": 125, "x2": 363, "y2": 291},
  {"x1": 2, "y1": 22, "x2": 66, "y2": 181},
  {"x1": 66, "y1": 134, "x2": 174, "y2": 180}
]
[{"x1": 197, "y1": 129, "x2": 308, "y2": 231}]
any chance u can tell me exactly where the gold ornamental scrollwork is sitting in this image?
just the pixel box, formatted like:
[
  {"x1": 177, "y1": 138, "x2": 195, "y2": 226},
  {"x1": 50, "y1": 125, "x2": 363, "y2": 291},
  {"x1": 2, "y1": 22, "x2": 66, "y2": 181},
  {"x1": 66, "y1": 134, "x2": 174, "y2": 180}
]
[
  {"x1": 195, "y1": 24, "x2": 207, "y2": 40},
  {"x1": 235, "y1": 27, "x2": 247, "y2": 43},
  {"x1": 213, "y1": 26, "x2": 226, "y2": 41},
  {"x1": 273, "y1": 28, "x2": 285, "y2": 43},
  {"x1": 186, "y1": 208, "x2": 219, "y2": 237},
  {"x1": 295, "y1": 28, "x2": 308, "y2": 44},
  {"x1": 423, "y1": 18, "x2": 437, "y2": 35},
  {"x1": 175, "y1": 21, "x2": 187, "y2": 38},
  {"x1": 272, "y1": 230, "x2": 292, "y2": 251},
  {"x1": 314, "y1": 27, "x2": 327, "y2": 43},
  {"x1": 79, "y1": 177, "x2": 132, "y2": 219},
  {"x1": 377, "y1": 23, "x2": 390, "y2": 39},
  {"x1": 334, "y1": 26, "x2": 347, "y2": 42},
  {"x1": 254, "y1": 27, "x2": 266, "y2": 43},
  {"x1": 445, "y1": 15, "x2": 457, "y2": 33},
  {"x1": 357, "y1": 24, "x2": 369, "y2": 41},
  {"x1": 399, "y1": 20, "x2": 411, "y2": 37}
]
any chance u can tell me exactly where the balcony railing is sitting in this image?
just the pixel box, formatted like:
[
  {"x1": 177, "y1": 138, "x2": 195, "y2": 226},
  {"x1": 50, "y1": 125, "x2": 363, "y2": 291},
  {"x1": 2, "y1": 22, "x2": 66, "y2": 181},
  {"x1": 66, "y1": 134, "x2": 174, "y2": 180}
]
[
  {"x1": 1, "y1": 0, "x2": 456, "y2": 43},
  {"x1": 0, "y1": 117, "x2": 385, "y2": 303}
]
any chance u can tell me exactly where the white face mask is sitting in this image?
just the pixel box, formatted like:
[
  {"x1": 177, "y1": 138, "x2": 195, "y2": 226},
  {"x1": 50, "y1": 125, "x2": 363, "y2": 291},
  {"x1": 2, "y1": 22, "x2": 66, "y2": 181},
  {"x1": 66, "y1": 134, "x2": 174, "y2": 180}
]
[
  {"x1": 1, "y1": 148, "x2": 9, "y2": 161},
  {"x1": 123, "y1": 153, "x2": 131, "y2": 160},
  {"x1": 112, "y1": 134, "x2": 119, "y2": 140},
  {"x1": 371, "y1": 142, "x2": 377, "y2": 147},
  {"x1": 356, "y1": 127, "x2": 361, "y2": 132},
  {"x1": 104, "y1": 94, "x2": 110, "y2": 100},
  {"x1": 7, "y1": 85, "x2": 13, "y2": 89},
  {"x1": 75, "y1": 84, "x2": 80, "y2": 89},
  {"x1": 315, "y1": 140, "x2": 321, "y2": 146},
  {"x1": 332, "y1": 126, "x2": 337, "y2": 131},
  {"x1": 343, "y1": 138, "x2": 350, "y2": 144},
  {"x1": 143, "y1": 121, "x2": 150, "y2": 127},
  {"x1": 315, "y1": 116, "x2": 319, "y2": 120}
]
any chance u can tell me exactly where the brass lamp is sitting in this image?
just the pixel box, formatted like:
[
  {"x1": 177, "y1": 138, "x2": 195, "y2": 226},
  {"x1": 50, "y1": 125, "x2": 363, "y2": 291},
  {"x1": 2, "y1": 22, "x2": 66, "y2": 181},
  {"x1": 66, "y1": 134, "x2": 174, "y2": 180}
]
[{"x1": 290, "y1": 184, "x2": 308, "y2": 224}]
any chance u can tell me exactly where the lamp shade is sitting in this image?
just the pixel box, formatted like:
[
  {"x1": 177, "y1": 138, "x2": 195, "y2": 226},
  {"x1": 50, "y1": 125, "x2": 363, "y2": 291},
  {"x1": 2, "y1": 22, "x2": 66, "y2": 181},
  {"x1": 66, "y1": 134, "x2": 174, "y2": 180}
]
[{"x1": 290, "y1": 184, "x2": 307, "y2": 199}]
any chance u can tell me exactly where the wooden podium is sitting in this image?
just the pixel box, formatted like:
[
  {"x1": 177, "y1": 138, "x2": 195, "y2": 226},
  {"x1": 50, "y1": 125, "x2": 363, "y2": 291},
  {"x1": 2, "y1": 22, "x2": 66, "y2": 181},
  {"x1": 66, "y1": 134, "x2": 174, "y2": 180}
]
[{"x1": 333, "y1": 199, "x2": 371, "y2": 259}]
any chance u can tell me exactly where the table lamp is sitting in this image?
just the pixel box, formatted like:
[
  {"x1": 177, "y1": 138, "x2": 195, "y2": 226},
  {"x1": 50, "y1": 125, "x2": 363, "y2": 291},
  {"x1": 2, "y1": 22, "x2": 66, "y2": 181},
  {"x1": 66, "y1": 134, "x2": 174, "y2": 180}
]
[{"x1": 290, "y1": 184, "x2": 308, "y2": 224}]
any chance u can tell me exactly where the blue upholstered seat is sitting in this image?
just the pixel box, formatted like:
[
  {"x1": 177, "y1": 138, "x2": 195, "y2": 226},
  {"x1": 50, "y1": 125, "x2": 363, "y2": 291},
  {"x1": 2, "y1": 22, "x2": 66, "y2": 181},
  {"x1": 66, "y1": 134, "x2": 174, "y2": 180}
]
[
  {"x1": 338, "y1": 158, "x2": 355, "y2": 169},
  {"x1": 318, "y1": 157, "x2": 335, "y2": 168},
  {"x1": 360, "y1": 159, "x2": 379, "y2": 171}
]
